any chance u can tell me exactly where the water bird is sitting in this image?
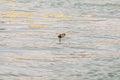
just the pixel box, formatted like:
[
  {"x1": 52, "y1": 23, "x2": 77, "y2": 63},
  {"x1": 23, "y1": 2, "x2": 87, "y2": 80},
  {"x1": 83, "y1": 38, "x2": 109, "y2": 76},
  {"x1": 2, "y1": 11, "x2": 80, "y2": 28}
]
[{"x1": 58, "y1": 33, "x2": 66, "y2": 44}]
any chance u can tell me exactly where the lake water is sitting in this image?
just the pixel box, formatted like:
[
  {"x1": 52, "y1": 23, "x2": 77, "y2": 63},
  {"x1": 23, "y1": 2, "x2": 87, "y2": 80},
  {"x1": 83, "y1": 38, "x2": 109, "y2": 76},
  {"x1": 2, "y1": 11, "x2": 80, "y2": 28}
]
[{"x1": 0, "y1": 0, "x2": 120, "y2": 80}]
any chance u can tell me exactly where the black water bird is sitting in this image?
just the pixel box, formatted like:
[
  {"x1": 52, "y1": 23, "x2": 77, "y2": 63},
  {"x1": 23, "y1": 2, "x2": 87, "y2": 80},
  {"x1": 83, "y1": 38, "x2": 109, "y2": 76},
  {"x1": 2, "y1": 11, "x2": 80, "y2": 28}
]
[{"x1": 58, "y1": 33, "x2": 66, "y2": 44}]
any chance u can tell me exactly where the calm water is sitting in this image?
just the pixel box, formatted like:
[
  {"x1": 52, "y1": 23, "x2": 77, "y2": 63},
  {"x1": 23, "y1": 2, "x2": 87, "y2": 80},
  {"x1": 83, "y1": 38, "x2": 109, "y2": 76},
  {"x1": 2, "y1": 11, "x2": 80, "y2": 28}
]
[{"x1": 0, "y1": 0, "x2": 120, "y2": 80}]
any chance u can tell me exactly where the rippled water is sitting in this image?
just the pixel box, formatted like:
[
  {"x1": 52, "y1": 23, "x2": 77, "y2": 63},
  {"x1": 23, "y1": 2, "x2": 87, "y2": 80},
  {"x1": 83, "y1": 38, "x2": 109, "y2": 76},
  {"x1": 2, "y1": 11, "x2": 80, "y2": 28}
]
[{"x1": 0, "y1": 0, "x2": 120, "y2": 80}]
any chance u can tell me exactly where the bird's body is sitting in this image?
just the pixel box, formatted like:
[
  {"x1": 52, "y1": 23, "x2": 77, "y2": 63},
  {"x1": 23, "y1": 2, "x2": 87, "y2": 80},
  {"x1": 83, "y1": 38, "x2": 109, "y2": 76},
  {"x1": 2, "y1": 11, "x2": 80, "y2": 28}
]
[
  {"x1": 58, "y1": 33, "x2": 66, "y2": 44},
  {"x1": 58, "y1": 33, "x2": 66, "y2": 38}
]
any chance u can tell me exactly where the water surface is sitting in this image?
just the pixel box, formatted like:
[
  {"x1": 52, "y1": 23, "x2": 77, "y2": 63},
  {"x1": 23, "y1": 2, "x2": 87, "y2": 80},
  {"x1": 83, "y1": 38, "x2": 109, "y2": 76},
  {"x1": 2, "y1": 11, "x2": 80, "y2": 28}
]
[{"x1": 0, "y1": 0, "x2": 120, "y2": 80}]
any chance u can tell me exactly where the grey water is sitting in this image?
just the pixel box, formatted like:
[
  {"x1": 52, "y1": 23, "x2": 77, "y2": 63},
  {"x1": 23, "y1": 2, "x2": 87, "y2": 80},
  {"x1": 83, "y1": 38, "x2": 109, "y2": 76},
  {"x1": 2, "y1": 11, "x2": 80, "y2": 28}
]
[{"x1": 0, "y1": 0, "x2": 120, "y2": 80}]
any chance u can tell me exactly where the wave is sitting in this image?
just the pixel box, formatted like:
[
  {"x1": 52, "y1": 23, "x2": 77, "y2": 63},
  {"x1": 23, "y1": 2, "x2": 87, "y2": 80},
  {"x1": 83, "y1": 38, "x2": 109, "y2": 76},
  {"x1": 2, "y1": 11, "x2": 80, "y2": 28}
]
[{"x1": 0, "y1": 0, "x2": 120, "y2": 18}]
